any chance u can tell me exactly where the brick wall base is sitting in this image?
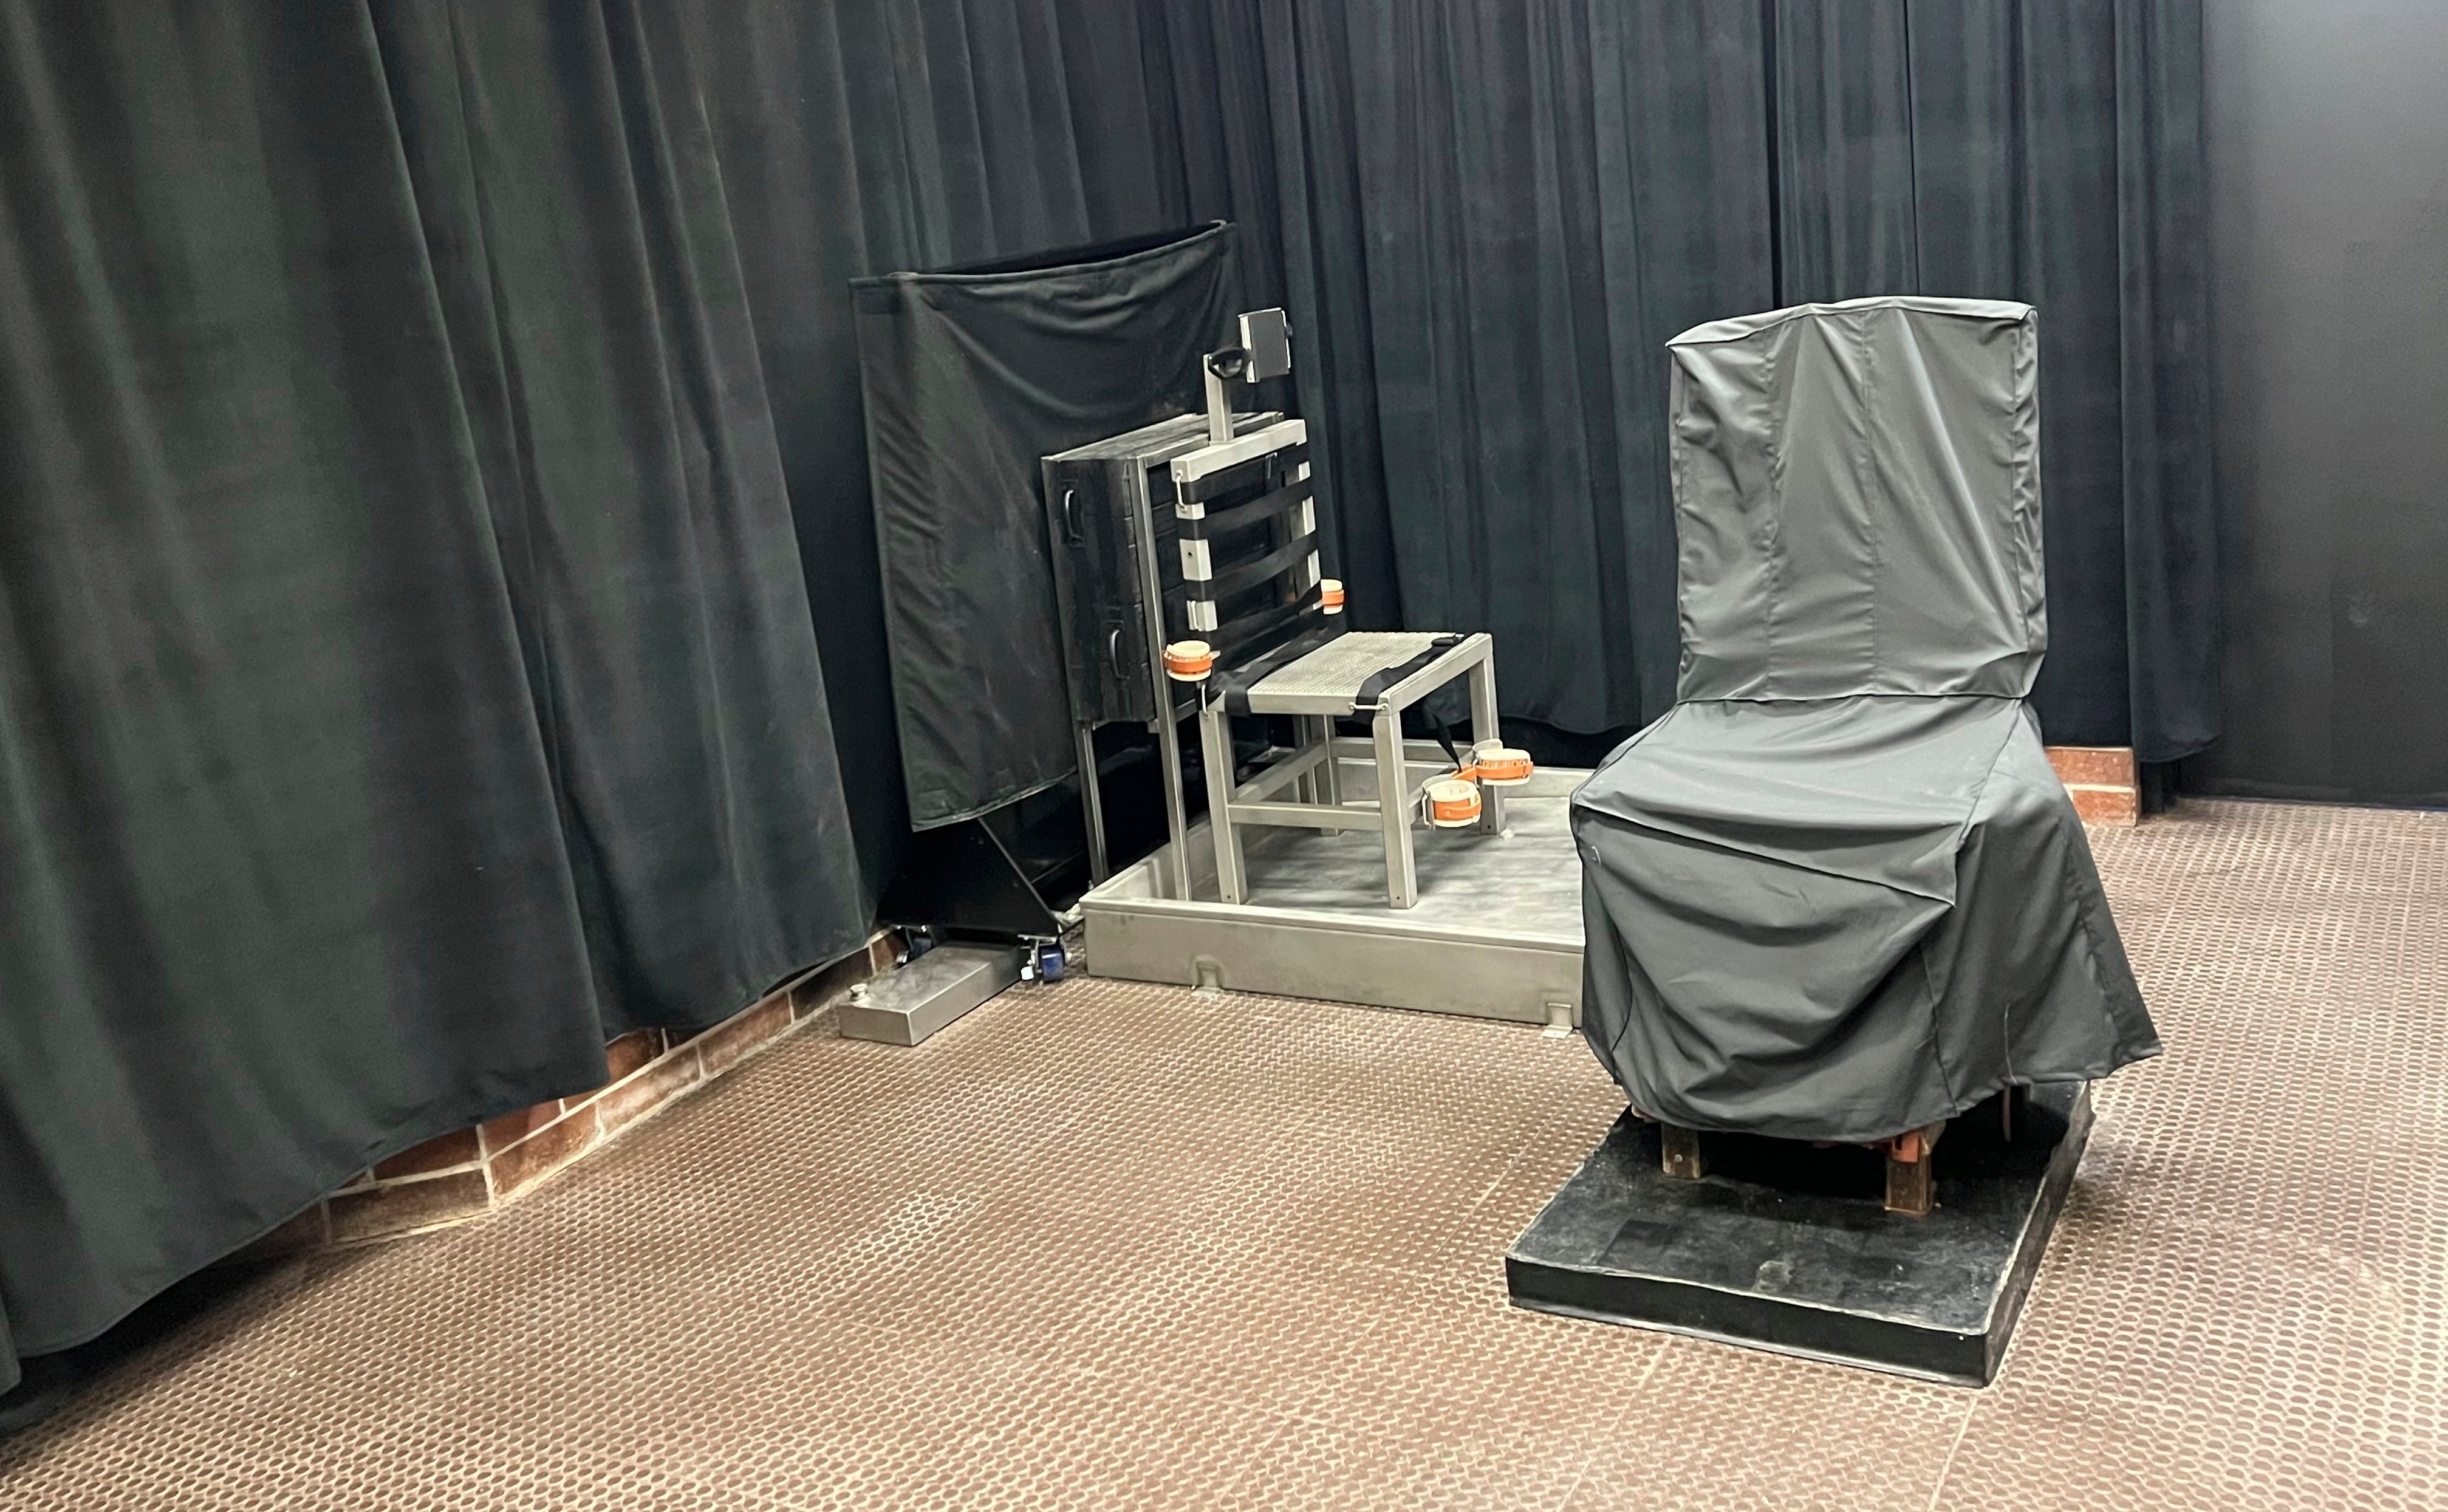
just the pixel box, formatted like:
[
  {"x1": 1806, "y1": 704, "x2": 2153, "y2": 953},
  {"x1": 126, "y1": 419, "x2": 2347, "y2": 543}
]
[
  {"x1": 230, "y1": 932, "x2": 898, "y2": 1258},
  {"x1": 2046, "y1": 745, "x2": 2140, "y2": 826}
]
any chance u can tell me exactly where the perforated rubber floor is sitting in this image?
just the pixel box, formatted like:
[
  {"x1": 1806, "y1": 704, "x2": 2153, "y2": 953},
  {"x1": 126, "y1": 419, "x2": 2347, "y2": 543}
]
[{"x1": 1, "y1": 799, "x2": 2441, "y2": 1510}]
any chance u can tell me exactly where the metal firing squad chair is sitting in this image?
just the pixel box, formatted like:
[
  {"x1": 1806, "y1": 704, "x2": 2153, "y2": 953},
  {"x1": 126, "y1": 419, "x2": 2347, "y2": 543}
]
[{"x1": 1156, "y1": 312, "x2": 1522, "y2": 911}]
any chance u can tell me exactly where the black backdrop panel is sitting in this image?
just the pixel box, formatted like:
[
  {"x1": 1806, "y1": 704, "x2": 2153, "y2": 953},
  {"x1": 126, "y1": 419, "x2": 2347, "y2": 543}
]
[
  {"x1": 852, "y1": 224, "x2": 1235, "y2": 829},
  {"x1": 2190, "y1": 0, "x2": 2448, "y2": 803}
]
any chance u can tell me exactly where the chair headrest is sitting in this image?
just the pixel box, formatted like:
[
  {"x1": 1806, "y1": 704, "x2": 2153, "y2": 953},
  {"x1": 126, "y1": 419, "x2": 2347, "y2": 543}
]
[{"x1": 1667, "y1": 296, "x2": 2047, "y2": 703}]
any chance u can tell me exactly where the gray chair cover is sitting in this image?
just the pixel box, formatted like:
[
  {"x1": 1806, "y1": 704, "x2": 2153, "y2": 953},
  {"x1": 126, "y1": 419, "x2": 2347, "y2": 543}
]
[{"x1": 1572, "y1": 296, "x2": 2159, "y2": 1143}]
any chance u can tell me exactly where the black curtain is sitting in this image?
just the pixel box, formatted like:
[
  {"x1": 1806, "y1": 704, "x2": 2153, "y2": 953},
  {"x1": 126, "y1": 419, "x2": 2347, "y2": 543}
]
[
  {"x1": 0, "y1": 0, "x2": 867, "y2": 1394},
  {"x1": 1767, "y1": 0, "x2": 2215, "y2": 758},
  {"x1": 1262, "y1": 0, "x2": 2217, "y2": 760}
]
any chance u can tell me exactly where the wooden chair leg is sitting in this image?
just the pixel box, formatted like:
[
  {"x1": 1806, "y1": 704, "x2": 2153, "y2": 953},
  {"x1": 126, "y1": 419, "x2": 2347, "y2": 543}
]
[
  {"x1": 1661, "y1": 1124, "x2": 1704, "y2": 1181},
  {"x1": 1884, "y1": 1123, "x2": 1942, "y2": 1216},
  {"x1": 2001, "y1": 1083, "x2": 2030, "y2": 1142}
]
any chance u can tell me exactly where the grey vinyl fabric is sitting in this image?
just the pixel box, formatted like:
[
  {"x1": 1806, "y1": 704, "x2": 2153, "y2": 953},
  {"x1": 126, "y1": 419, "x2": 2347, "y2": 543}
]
[{"x1": 1573, "y1": 297, "x2": 2158, "y2": 1143}]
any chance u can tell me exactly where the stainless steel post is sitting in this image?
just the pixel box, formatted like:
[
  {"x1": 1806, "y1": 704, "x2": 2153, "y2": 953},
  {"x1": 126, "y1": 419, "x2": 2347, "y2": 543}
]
[
  {"x1": 1133, "y1": 484, "x2": 1193, "y2": 900},
  {"x1": 1468, "y1": 643, "x2": 1505, "y2": 835},
  {"x1": 1316, "y1": 716, "x2": 1344, "y2": 829},
  {"x1": 1200, "y1": 694, "x2": 1245, "y2": 904},
  {"x1": 1074, "y1": 722, "x2": 1110, "y2": 883},
  {"x1": 1373, "y1": 706, "x2": 1418, "y2": 908}
]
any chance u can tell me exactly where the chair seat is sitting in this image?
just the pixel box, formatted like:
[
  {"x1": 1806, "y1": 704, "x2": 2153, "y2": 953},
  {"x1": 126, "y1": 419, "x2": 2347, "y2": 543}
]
[
  {"x1": 1571, "y1": 695, "x2": 2158, "y2": 1143},
  {"x1": 1240, "y1": 631, "x2": 1448, "y2": 716}
]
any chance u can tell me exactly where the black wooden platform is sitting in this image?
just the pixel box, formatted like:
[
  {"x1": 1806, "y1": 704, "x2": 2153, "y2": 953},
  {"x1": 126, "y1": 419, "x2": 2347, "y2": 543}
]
[{"x1": 1505, "y1": 1082, "x2": 2091, "y2": 1385}]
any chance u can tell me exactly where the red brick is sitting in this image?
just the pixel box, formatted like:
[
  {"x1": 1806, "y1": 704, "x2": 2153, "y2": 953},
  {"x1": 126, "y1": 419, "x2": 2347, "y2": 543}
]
[
  {"x1": 2068, "y1": 784, "x2": 2139, "y2": 827},
  {"x1": 486, "y1": 1106, "x2": 601, "y2": 1199},
  {"x1": 372, "y1": 1127, "x2": 482, "y2": 1180},
  {"x1": 480, "y1": 1100, "x2": 563, "y2": 1157},
  {"x1": 603, "y1": 1028, "x2": 664, "y2": 1082},
  {"x1": 595, "y1": 1048, "x2": 703, "y2": 1134},
  {"x1": 695, "y1": 994, "x2": 795, "y2": 1078},
  {"x1": 327, "y1": 1170, "x2": 491, "y2": 1243},
  {"x1": 2046, "y1": 745, "x2": 2136, "y2": 789}
]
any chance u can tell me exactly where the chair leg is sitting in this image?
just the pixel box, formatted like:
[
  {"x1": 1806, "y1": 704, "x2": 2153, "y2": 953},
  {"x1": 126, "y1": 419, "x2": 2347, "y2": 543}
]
[
  {"x1": 2001, "y1": 1083, "x2": 2029, "y2": 1142},
  {"x1": 1372, "y1": 707, "x2": 1417, "y2": 908},
  {"x1": 1466, "y1": 646, "x2": 1505, "y2": 834},
  {"x1": 1198, "y1": 697, "x2": 1244, "y2": 905},
  {"x1": 1884, "y1": 1123, "x2": 1942, "y2": 1217},
  {"x1": 1660, "y1": 1124, "x2": 1704, "y2": 1181}
]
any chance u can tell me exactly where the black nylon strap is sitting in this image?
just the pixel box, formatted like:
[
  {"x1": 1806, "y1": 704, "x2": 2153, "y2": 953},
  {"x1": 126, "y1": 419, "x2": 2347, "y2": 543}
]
[
  {"x1": 1208, "y1": 584, "x2": 1325, "y2": 664},
  {"x1": 1213, "y1": 611, "x2": 1343, "y2": 716},
  {"x1": 1192, "y1": 530, "x2": 1315, "y2": 601},
  {"x1": 1179, "y1": 477, "x2": 1307, "y2": 540},
  {"x1": 1353, "y1": 634, "x2": 1467, "y2": 708},
  {"x1": 1176, "y1": 442, "x2": 1309, "y2": 505}
]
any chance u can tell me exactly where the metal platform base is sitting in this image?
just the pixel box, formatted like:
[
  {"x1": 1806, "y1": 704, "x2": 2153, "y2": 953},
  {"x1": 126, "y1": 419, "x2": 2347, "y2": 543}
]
[
  {"x1": 1505, "y1": 1082, "x2": 2093, "y2": 1386},
  {"x1": 1078, "y1": 750, "x2": 1585, "y2": 1025}
]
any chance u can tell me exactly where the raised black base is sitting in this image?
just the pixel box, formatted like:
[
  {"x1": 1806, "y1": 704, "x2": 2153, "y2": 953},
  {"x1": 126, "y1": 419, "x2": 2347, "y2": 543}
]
[{"x1": 1505, "y1": 1083, "x2": 2091, "y2": 1385}]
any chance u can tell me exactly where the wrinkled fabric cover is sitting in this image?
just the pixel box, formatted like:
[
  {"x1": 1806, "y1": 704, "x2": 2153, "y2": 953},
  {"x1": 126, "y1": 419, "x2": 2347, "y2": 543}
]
[
  {"x1": 1671, "y1": 297, "x2": 2046, "y2": 703},
  {"x1": 1574, "y1": 296, "x2": 2158, "y2": 1143}
]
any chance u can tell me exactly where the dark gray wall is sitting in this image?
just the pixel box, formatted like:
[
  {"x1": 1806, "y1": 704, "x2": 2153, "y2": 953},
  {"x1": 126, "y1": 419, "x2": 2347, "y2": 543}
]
[{"x1": 2190, "y1": 1, "x2": 2448, "y2": 804}]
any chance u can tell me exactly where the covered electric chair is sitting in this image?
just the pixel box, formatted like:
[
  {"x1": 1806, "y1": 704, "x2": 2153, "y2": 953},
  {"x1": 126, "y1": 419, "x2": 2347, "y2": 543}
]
[{"x1": 1573, "y1": 296, "x2": 2159, "y2": 1200}]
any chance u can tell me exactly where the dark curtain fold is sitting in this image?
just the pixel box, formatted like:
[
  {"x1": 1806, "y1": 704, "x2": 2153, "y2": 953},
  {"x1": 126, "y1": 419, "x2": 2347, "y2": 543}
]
[
  {"x1": 2113, "y1": 0, "x2": 2217, "y2": 762},
  {"x1": 0, "y1": 0, "x2": 866, "y2": 1392},
  {"x1": 371, "y1": 0, "x2": 869, "y2": 1030},
  {"x1": 0, "y1": 0, "x2": 603, "y2": 1389},
  {"x1": 1256, "y1": 0, "x2": 1773, "y2": 730},
  {"x1": 1264, "y1": 0, "x2": 2217, "y2": 756}
]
